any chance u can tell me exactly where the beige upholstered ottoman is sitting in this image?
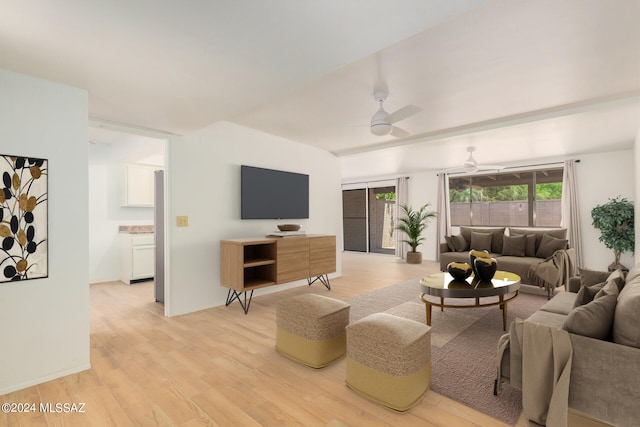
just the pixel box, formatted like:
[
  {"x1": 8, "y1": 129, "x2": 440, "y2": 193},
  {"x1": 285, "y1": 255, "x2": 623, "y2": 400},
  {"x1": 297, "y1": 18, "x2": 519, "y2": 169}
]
[
  {"x1": 345, "y1": 312, "x2": 431, "y2": 412},
  {"x1": 275, "y1": 294, "x2": 350, "y2": 368}
]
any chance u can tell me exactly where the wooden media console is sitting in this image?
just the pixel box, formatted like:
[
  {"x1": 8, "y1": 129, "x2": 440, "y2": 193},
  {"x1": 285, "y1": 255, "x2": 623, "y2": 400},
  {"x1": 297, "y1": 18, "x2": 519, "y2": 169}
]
[{"x1": 220, "y1": 235, "x2": 336, "y2": 313}]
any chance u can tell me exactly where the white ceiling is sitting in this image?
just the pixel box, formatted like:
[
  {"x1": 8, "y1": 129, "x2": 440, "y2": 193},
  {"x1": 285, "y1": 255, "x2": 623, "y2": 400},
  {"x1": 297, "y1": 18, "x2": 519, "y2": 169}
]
[{"x1": 2, "y1": 0, "x2": 639, "y2": 171}]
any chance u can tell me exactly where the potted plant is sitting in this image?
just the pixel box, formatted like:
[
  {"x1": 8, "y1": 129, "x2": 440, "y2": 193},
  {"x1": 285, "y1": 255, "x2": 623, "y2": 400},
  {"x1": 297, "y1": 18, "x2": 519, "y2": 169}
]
[
  {"x1": 591, "y1": 196, "x2": 635, "y2": 271},
  {"x1": 396, "y1": 203, "x2": 437, "y2": 264}
]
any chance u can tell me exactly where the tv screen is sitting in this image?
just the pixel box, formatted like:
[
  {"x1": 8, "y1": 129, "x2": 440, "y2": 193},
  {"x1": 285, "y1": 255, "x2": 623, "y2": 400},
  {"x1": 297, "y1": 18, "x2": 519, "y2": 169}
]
[{"x1": 241, "y1": 165, "x2": 309, "y2": 219}]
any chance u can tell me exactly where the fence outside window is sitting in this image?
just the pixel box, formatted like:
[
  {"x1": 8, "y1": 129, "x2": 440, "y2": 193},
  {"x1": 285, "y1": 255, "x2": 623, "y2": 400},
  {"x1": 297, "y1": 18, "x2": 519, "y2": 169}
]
[{"x1": 449, "y1": 168, "x2": 563, "y2": 227}]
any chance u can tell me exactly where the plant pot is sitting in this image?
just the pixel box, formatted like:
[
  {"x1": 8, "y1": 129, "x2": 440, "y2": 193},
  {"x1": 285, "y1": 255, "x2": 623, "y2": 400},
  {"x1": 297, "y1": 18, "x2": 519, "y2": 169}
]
[
  {"x1": 406, "y1": 252, "x2": 422, "y2": 264},
  {"x1": 608, "y1": 262, "x2": 629, "y2": 273}
]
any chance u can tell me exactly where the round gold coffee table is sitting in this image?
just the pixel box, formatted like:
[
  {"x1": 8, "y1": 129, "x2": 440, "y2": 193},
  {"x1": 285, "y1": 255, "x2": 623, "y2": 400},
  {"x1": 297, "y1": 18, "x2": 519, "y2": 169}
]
[{"x1": 419, "y1": 271, "x2": 520, "y2": 331}]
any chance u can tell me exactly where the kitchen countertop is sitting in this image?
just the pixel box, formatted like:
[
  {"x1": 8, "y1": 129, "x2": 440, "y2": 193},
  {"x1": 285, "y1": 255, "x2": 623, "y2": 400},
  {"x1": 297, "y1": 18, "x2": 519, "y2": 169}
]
[{"x1": 119, "y1": 225, "x2": 154, "y2": 234}]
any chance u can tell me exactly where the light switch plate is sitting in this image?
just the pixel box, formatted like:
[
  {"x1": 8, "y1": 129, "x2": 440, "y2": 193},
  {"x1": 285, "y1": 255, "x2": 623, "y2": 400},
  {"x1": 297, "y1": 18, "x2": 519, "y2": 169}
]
[{"x1": 176, "y1": 216, "x2": 189, "y2": 227}]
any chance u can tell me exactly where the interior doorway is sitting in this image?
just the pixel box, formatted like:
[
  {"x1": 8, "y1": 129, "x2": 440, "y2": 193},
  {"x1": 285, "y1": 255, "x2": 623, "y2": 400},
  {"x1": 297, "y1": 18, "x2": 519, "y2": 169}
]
[
  {"x1": 87, "y1": 121, "x2": 169, "y2": 315},
  {"x1": 342, "y1": 182, "x2": 396, "y2": 255}
]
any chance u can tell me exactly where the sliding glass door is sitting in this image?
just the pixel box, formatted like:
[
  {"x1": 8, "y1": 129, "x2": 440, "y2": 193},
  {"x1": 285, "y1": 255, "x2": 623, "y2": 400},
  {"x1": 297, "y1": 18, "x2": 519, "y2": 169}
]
[
  {"x1": 342, "y1": 189, "x2": 367, "y2": 252},
  {"x1": 368, "y1": 186, "x2": 395, "y2": 254},
  {"x1": 342, "y1": 182, "x2": 396, "y2": 254}
]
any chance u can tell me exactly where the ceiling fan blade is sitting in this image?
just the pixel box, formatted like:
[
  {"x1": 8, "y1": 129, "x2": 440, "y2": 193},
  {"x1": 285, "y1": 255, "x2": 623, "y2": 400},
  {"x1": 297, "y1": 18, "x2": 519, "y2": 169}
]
[
  {"x1": 476, "y1": 164, "x2": 506, "y2": 171},
  {"x1": 442, "y1": 166, "x2": 466, "y2": 173},
  {"x1": 440, "y1": 146, "x2": 505, "y2": 174},
  {"x1": 390, "y1": 126, "x2": 410, "y2": 138},
  {"x1": 443, "y1": 165, "x2": 505, "y2": 174},
  {"x1": 387, "y1": 105, "x2": 421, "y2": 124}
]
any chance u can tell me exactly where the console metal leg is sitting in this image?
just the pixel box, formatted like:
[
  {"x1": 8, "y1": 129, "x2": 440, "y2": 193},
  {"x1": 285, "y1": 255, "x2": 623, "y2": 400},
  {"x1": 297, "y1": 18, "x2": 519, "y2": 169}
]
[
  {"x1": 225, "y1": 289, "x2": 254, "y2": 314},
  {"x1": 307, "y1": 274, "x2": 331, "y2": 290}
]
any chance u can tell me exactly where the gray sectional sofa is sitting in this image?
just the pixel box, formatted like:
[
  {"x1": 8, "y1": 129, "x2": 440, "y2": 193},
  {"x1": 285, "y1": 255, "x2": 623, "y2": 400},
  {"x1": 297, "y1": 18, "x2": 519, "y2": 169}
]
[
  {"x1": 440, "y1": 226, "x2": 574, "y2": 296},
  {"x1": 498, "y1": 263, "x2": 640, "y2": 426}
]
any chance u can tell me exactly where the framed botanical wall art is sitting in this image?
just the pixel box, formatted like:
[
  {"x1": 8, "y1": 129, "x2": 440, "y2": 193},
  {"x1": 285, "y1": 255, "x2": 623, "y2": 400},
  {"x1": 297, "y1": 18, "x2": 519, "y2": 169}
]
[{"x1": 0, "y1": 155, "x2": 48, "y2": 282}]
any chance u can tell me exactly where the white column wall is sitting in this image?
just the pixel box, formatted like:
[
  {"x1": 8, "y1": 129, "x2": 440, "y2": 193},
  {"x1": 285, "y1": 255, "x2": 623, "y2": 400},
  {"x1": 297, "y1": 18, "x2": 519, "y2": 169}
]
[
  {"x1": 166, "y1": 122, "x2": 343, "y2": 316},
  {"x1": 0, "y1": 69, "x2": 90, "y2": 394},
  {"x1": 635, "y1": 129, "x2": 640, "y2": 264}
]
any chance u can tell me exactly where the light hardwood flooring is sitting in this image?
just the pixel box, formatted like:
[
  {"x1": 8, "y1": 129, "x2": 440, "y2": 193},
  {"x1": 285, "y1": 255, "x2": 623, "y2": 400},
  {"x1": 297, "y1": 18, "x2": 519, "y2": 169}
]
[{"x1": 2, "y1": 252, "x2": 530, "y2": 427}]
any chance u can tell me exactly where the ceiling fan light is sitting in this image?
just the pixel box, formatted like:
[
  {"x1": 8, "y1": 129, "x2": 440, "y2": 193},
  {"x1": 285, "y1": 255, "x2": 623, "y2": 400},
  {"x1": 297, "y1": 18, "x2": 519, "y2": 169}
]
[
  {"x1": 463, "y1": 147, "x2": 478, "y2": 172},
  {"x1": 371, "y1": 122, "x2": 392, "y2": 136}
]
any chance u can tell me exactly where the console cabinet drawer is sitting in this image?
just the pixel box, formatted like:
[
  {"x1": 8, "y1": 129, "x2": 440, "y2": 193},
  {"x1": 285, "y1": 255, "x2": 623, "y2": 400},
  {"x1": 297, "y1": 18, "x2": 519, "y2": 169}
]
[
  {"x1": 309, "y1": 236, "x2": 336, "y2": 276},
  {"x1": 276, "y1": 238, "x2": 309, "y2": 283}
]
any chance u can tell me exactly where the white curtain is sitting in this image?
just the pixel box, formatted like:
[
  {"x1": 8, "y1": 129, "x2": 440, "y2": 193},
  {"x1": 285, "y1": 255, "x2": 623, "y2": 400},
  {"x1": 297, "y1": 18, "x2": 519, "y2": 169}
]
[
  {"x1": 396, "y1": 176, "x2": 409, "y2": 259},
  {"x1": 436, "y1": 173, "x2": 451, "y2": 262},
  {"x1": 561, "y1": 160, "x2": 583, "y2": 272}
]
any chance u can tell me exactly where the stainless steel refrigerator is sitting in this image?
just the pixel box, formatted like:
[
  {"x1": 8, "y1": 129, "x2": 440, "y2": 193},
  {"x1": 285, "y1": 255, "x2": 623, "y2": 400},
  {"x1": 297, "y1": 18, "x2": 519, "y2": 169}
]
[{"x1": 154, "y1": 170, "x2": 165, "y2": 303}]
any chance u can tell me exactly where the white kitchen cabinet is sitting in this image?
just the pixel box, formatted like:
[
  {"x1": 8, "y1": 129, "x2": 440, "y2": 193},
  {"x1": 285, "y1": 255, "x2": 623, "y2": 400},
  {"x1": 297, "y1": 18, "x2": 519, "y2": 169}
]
[
  {"x1": 122, "y1": 164, "x2": 161, "y2": 207},
  {"x1": 120, "y1": 233, "x2": 155, "y2": 284}
]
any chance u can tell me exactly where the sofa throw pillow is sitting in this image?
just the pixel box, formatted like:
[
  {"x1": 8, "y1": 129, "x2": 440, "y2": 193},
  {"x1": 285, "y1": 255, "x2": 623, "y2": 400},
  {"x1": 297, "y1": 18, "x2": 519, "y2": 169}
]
[
  {"x1": 460, "y1": 227, "x2": 505, "y2": 254},
  {"x1": 525, "y1": 234, "x2": 537, "y2": 257},
  {"x1": 451, "y1": 234, "x2": 468, "y2": 252},
  {"x1": 536, "y1": 233, "x2": 568, "y2": 259},
  {"x1": 613, "y1": 273, "x2": 640, "y2": 348},
  {"x1": 509, "y1": 227, "x2": 567, "y2": 253},
  {"x1": 594, "y1": 269, "x2": 626, "y2": 296},
  {"x1": 470, "y1": 231, "x2": 492, "y2": 252},
  {"x1": 564, "y1": 283, "x2": 619, "y2": 340},
  {"x1": 625, "y1": 263, "x2": 640, "y2": 283},
  {"x1": 573, "y1": 270, "x2": 623, "y2": 308},
  {"x1": 445, "y1": 236, "x2": 457, "y2": 252},
  {"x1": 502, "y1": 234, "x2": 526, "y2": 257},
  {"x1": 573, "y1": 281, "x2": 606, "y2": 308},
  {"x1": 578, "y1": 268, "x2": 612, "y2": 287}
]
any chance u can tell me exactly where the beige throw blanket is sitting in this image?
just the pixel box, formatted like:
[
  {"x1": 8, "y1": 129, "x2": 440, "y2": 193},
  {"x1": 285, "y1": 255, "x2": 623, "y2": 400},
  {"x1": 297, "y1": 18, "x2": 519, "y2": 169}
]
[
  {"x1": 529, "y1": 248, "x2": 576, "y2": 294},
  {"x1": 496, "y1": 319, "x2": 573, "y2": 427}
]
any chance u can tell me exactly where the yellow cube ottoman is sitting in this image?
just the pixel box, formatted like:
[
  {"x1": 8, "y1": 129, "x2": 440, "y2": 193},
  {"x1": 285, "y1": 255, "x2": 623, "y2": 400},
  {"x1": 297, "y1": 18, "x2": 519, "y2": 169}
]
[
  {"x1": 345, "y1": 312, "x2": 431, "y2": 412},
  {"x1": 275, "y1": 294, "x2": 350, "y2": 368}
]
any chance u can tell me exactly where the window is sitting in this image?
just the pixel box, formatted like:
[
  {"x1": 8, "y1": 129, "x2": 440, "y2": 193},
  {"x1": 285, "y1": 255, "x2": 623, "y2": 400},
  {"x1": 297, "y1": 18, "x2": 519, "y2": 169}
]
[{"x1": 449, "y1": 168, "x2": 563, "y2": 227}]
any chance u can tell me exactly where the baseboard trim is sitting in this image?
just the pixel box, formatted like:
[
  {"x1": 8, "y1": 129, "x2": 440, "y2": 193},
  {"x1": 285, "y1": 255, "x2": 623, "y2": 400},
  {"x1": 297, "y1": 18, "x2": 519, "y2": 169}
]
[
  {"x1": 568, "y1": 409, "x2": 615, "y2": 427},
  {"x1": 0, "y1": 363, "x2": 92, "y2": 395}
]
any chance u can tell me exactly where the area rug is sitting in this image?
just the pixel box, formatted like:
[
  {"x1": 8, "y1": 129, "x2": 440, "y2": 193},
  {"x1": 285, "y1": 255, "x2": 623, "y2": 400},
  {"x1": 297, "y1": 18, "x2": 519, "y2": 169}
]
[{"x1": 345, "y1": 277, "x2": 548, "y2": 425}]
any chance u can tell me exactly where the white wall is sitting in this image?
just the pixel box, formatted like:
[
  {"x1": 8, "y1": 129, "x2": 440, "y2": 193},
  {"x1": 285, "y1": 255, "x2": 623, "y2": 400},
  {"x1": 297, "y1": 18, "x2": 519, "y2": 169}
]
[
  {"x1": 88, "y1": 140, "x2": 164, "y2": 283},
  {"x1": 404, "y1": 171, "x2": 440, "y2": 261},
  {"x1": 341, "y1": 148, "x2": 637, "y2": 271},
  {"x1": 577, "y1": 150, "x2": 635, "y2": 270},
  {"x1": 636, "y1": 129, "x2": 640, "y2": 264},
  {"x1": 0, "y1": 69, "x2": 90, "y2": 394},
  {"x1": 166, "y1": 122, "x2": 343, "y2": 316}
]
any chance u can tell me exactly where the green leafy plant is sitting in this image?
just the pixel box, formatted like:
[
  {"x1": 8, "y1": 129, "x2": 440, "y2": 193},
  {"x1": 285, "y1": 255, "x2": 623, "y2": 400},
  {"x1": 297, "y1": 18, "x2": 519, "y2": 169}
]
[
  {"x1": 396, "y1": 203, "x2": 437, "y2": 253},
  {"x1": 375, "y1": 192, "x2": 396, "y2": 200},
  {"x1": 591, "y1": 196, "x2": 635, "y2": 268}
]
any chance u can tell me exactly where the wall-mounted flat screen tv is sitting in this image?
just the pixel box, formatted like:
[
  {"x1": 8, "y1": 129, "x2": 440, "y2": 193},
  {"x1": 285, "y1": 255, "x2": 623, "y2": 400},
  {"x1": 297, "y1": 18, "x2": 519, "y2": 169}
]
[{"x1": 241, "y1": 165, "x2": 309, "y2": 219}]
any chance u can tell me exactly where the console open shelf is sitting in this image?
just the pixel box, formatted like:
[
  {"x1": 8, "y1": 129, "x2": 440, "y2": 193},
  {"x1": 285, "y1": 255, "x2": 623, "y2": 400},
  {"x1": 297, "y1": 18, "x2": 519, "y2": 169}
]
[
  {"x1": 220, "y1": 239, "x2": 277, "y2": 291},
  {"x1": 243, "y1": 264, "x2": 276, "y2": 289}
]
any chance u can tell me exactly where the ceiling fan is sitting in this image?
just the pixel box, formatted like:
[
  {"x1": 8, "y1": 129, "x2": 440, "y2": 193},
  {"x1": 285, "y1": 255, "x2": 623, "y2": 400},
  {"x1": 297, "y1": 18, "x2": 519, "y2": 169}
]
[
  {"x1": 444, "y1": 147, "x2": 505, "y2": 173},
  {"x1": 370, "y1": 91, "x2": 420, "y2": 138}
]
